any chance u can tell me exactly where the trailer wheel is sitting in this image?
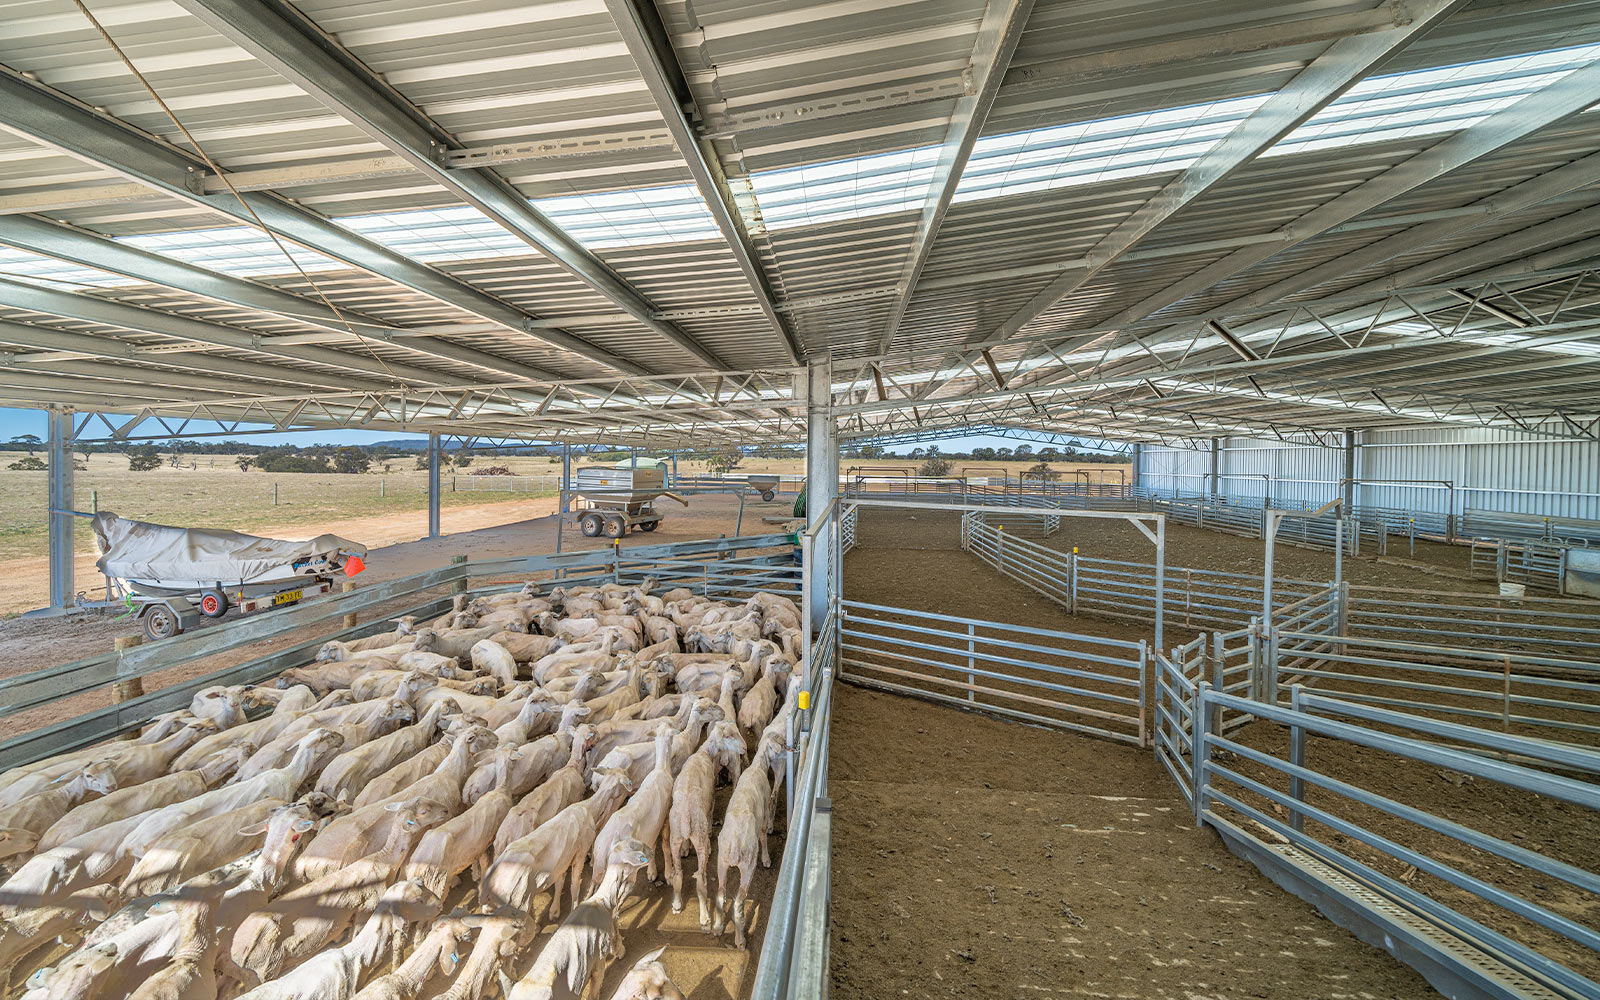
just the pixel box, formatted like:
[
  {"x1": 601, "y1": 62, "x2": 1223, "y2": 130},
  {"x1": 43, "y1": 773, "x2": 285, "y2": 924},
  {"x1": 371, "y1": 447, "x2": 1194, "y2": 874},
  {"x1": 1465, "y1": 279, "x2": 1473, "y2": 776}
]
[
  {"x1": 579, "y1": 514, "x2": 603, "y2": 537},
  {"x1": 640, "y1": 520, "x2": 659, "y2": 532},
  {"x1": 198, "y1": 589, "x2": 229, "y2": 618},
  {"x1": 603, "y1": 516, "x2": 626, "y2": 539},
  {"x1": 761, "y1": 490, "x2": 776, "y2": 502},
  {"x1": 142, "y1": 604, "x2": 180, "y2": 641}
]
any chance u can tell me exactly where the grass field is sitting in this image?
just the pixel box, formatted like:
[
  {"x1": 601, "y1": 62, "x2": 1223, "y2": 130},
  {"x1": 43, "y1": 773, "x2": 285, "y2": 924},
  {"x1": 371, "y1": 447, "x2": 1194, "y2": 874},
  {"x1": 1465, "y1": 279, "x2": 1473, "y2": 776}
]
[{"x1": 0, "y1": 452, "x2": 1126, "y2": 561}]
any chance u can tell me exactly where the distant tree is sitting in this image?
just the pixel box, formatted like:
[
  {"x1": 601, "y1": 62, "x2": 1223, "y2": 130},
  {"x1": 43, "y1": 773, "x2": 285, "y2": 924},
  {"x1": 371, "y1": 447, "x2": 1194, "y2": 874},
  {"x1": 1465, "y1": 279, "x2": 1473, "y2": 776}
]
[
  {"x1": 414, "y1": 453, "x2": 430, "y2": 471},
  {"x1": 381, "y1": 461, "x2": 393, "y2": 474},
  {"x1": 332, "y1": 446, "x2": 371, "y2": 474},
  {"x1": 1037, "y1": 447, "x2": 1060, "y2": 462},
  {"x1": 236, "y1": 455, "x2": 255, "y2": 472},
  {"x1": 7, "y1": 456, "x2": 45, "y2": 471},
  {"x1": 918, "y1": 446, "x2": 952, "y2": 478},
  {"x1": 995, "y1": 447, "x2": 1013, "y2": 460},
  {"x1": 858, "y1": 443, "x2": 886, "y2": 459},
  {"x1": 1025, "y1": 462, "x2": 1060, "y2": 482},
  {"x1": 971, "y1": 446, "x2": 996, "y2": 462},
  {"x1": 908, "y1": 447, "x2": 925, "y2": 460},
  {"x1": 9, "y1": 434, "x2": 41, "y2": 455},
  {"x1": 705, "y1": 447, "x2": 743, "y2": 476},
  {"x1": 258, "y1": 453, "x2": 330, "y2": 473},
  {"x1": 452, "y1": 450, "x2": 473, "y2": 469},
  {"x1": 127, "y1": 445, "x2": 162, "y2": 472},
  {"x1": 1014, "y1": 444, "x2": 1034, "y2": 459}
]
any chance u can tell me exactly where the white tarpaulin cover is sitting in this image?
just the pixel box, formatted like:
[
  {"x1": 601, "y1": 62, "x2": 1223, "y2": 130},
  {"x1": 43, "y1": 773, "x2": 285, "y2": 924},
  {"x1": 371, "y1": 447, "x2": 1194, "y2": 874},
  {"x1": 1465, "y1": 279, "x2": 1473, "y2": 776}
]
[{"x1": 93, "y1": 512, "x2": 366, "y2": 584}]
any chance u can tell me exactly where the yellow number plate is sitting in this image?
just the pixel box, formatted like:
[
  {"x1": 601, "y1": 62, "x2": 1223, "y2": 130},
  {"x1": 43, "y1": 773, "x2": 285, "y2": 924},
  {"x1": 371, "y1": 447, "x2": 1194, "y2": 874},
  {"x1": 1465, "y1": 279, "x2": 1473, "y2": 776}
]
[{"x1": 272, "y1": 589, "x2": 303, "y2": 606}]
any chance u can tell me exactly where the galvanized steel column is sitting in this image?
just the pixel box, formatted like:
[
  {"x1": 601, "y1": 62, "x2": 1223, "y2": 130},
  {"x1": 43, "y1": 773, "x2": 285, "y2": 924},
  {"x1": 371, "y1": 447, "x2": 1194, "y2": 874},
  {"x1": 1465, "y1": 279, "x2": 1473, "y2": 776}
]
[
  {"x1": 1341, "y1": 429, "x2": 1358, "y2": 513},
  {"x1": 561, "y1": 444, "x2": 572, "y2": 514},
  {"x1": 1131, "y1": 442, "x2": 1144, "y2": 491},
  {"x1": 427, "y1": 433, "x2": 441, "y2": 540},
  {"x1": 47, "y1": 408, "x2": 74, "y2": 610},
  {"x1": 1209, "y1": 437, "x2": 1221, "y2": 500},
  {"x1": 805, "y1": 358, "x2": 837, "y2": 636}
]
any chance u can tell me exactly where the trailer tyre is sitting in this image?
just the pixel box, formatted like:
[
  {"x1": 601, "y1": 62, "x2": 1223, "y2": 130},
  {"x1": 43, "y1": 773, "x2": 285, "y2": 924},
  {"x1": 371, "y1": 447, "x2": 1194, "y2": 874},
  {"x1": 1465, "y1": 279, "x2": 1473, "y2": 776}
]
[
  {"x1": 579, "y1": 514, "x2": 603, "y2": 537},
  {"x1": 761, "y1": 490, "x2": 776, "y2": 502},
  {"x1": 198, "y1": 589, "x2": 229, "y2": 618},
  {"x1": 640, "y1": 520, "x2": 658, "y2": 532},
  {"x1": 603, "y1": 516, "x2": 626, "y2": 539},
  {"x1": 142, "y1": 604, "x2": 180, "y2": 641}
]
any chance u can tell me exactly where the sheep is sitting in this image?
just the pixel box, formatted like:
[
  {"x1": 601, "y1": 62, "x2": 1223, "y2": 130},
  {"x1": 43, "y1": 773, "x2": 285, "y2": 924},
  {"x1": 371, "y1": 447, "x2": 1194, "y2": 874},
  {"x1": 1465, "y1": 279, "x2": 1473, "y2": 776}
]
[
  {"x1": 234, "y1": 698, "x2": 411, "y2": 781},
  {"x1": 228, "y1": 800, "x2": 448, "y2": 989},
  {"x1": 493, "y1": 723, "x2": 596, "y2": 863},
  {"x1": 188, "y1": 686, "x2": 250, "y2": 728},
  {"x1": 713, "y1": 735, "x2": 786, "y2": 947},
  {"x1": 315, "y1": 701, "x2": 453, "y2": 804},
  {"x1": 507, "y1": 839, "x2": 652, "y2": 1000},
  {"x1": 666, "y1": 721, "x2": 746, "y2": 929},
  {"x1": 121, "y1": 792, "x2": 338, "y2": 898},
  {"x1": 410, "y1": 623, "x2": 509, "y2": 661},
  {"x1": 471, "y1": 639, "x2": 520, "y2": 690},
  {"x1": 39, "y1": 768, "x2": 212, "y2": 854},
  {"x1": 402, "y1": 744, "x2": 521, "y2": 898},
  {"x1": 294, "y1": 726, "x2": 495, "y2": 883},
  {"x1": 434, "y1": 909, "x2": 526, "y2": 1000},
  {"x1": 603, "y1": 947, "x2": 686, "y2": 1000},
  {"x1": 488, "y1": 631, "x2": 566, "y2": 664},
  {"x1": 350, "y1": 913, "x2": 473, "y2": 1000},
  {"x1": 479, "y1": 766, "x2": 634, "y2": 923},
  {"x1": 492, "y1": 690, "x2": 564, "y2": 746},
  {"x1": 0, "y1": 883, "x2": 118, "y2": 996},
  {"x1": 589, "y1": 726, "x2": 675, "y2": 892},
  {"x1": 167, "y1": 689, "x2": 347, "y2": 772},
  {"x1": 0, "y1": 762, "x2": 119, "y2": 865},
  {"x1": 466, "y1": 701, "x2": 586, "y2": 804},
  {"x1": 232, "y1": 879, "x2": 433, "y2": 1000}
]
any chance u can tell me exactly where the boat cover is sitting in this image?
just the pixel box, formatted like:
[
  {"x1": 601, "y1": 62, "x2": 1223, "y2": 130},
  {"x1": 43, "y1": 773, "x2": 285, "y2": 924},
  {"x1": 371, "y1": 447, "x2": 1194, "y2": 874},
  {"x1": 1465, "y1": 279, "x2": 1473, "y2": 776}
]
[{"x1": 92, "y1": 512, "x2": 366, "y2": 584}]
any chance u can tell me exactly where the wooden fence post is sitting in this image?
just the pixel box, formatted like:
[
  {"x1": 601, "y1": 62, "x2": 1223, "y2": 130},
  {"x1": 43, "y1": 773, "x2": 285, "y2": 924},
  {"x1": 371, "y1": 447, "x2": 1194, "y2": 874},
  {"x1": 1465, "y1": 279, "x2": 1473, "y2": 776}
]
[
  {"x1": 112, "y1": 635, "x2": 144, "y2": 739},
  {"x1": 342, "y1": 581, "x2": 358, "y2": 630},
  {"x1": 451, "y1": 554, "x2": 468, "y2": 595}
]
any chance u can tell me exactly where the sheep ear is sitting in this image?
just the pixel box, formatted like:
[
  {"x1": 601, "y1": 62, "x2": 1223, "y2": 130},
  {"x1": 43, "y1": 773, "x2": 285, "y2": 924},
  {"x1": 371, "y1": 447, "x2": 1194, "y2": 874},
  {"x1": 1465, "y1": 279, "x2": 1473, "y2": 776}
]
[
  {"x1": 636, "y1": 945, "x2": 667, "y2": 966},
  {"x1": 238, "y1": 821, "x2": 270, "y2": 836},
  {"x1": 384, "y1": 801, "x2": 404, "y2": 812},
  {"x1": 291, "y1": 818, "x2": 316, "y2": 832}
]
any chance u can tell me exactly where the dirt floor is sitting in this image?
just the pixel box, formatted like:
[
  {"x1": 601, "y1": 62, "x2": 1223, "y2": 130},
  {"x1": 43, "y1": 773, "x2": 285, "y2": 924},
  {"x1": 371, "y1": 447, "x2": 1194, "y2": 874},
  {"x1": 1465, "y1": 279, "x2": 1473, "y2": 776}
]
[
  {"x1": 838, "y1": 506, "x2": 1600, "y2": 995},
  {"x1": 829, "y1": 683, "x2": 1436, "y2": 999}
]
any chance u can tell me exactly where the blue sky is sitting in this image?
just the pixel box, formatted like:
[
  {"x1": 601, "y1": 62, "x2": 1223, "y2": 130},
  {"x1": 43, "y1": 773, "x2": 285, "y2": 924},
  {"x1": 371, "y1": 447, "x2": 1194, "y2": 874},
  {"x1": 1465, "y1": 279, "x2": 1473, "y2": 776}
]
[{"x1": 0, "y1": 406, "x2": 1104, "y2": 454}]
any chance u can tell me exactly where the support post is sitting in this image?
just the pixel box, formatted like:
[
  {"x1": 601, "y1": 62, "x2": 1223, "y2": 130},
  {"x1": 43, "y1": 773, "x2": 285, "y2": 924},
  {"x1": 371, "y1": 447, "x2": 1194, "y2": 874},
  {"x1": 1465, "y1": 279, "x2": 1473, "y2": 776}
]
[
  {"x1": 1192, "y1": 681, "x2": 1211, "y2": 826},
  {"x1": 341, "y1": 580, "x2": 357, "y2": 629},
  {"x1": 966, "y1": 622, "x2": 975, "y2": 703},
  {"x1": 427, "y1": 432, "x2": 441, "y2": 540},
  {"x1": 1208, "y1": 437, "x2": 1220, "y2": 501},
  {"x1": 1153, "y1": 516, "x2": 1166, "y2": 655},
  {"x1": 1130, "y1": 442, "x2": 1144, "y2": 493},
  {"x1": 1288, "y1": 685, "x2": 1307, "y2": 833},
  {"x1": 804, "y1": 358, "x2": 837, "y2": 638},
  {"x1": 1341, "y1": 429, "x2": 1356, "y2": 515},
  {"x1": 47, "y1": 408, "x2": 74, "y2": 611},
  {"x1": 561, "y1": 443, "x2": 572, "y2": 514},
  {"x1": 450, "y1": 554, "x2": 468, "y2": 594}
]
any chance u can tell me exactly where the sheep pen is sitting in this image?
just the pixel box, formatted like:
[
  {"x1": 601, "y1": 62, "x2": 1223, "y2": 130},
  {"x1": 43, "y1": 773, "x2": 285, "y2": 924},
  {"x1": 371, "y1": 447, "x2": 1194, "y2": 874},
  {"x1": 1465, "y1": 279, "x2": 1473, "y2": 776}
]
[{"x1": 0, "y1": 568, "x2": 805, "y2": 1000}]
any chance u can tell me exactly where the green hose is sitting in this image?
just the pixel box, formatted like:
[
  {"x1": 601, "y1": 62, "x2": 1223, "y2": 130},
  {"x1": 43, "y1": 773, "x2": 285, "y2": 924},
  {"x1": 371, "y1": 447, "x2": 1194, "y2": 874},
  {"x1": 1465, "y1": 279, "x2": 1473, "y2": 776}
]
[{"x1": 793, "y1": 483, "x2": 807, "y2": 519}]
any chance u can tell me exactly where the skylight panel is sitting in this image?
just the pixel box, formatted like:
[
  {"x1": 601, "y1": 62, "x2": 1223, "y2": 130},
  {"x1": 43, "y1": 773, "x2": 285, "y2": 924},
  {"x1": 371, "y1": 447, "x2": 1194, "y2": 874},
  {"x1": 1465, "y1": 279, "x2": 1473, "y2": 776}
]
[
  {"x1": 121, "y1": 228, "x2": 342, "y2": 276},
  {"x1": 750, "y1": 145, "x2": 941, "y2": 229},
  {"x1": 0, "y1": 246, "x2": 138, "y2": 289},
  {"x1": 1269, "y1": 42, "x2": 1600, "y2": 156},
  {"x1": 534, "y1": 184, "x2": 721, "y2": 249}
]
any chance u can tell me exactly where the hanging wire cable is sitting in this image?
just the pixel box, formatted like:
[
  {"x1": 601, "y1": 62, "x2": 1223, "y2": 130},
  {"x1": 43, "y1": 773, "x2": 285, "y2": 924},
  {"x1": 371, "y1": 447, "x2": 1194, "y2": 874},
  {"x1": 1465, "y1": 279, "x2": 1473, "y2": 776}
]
[{"x1": 67, "y1": 0, "x2": 410, "y2": 385}]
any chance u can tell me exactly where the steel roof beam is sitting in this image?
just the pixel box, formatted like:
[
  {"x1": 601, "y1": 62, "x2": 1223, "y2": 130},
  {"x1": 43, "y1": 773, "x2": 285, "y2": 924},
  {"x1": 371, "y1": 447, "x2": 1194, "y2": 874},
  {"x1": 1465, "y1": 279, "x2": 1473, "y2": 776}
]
[
  {"x1": 876, "y1": 0, "x2": 1036, "y2": 355},
  {"x1": 1089, "y1": 57, "x2": 1600, "y2": 340},
  {"x1": 0, "y1": 216, "x2": 577, "y2": 385},
  {"x1": 602, "y1": 0, "x2": 800, "y2": 366},
  {"x1": 0, "y1": 320, "x2": 369, "y2": 392},
  {"x1": 0, "y1": 276, "x2": 457, "y2": 386},
  {"x1": 0, "y1": 70, "x2": 654, "y2": 380},
  {"x1": 972, "y1": 0, "x2": 1462, "y2": 348},
  {"x1": 173, "y1": 0, "x2": 728, "y2": 371}
]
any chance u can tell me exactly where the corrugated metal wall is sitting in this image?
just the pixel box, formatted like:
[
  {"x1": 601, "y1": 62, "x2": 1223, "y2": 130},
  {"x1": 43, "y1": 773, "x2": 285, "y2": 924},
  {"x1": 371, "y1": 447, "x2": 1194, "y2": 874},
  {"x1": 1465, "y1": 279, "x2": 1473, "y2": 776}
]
[{"x1": 1142, "y1": 426, "x2": 1600, "y2": 521}]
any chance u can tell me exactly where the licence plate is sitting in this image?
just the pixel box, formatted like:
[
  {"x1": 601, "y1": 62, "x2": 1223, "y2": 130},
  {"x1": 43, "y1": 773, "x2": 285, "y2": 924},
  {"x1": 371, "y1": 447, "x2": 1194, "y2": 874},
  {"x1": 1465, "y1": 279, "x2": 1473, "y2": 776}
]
[{"x1": 272, "y1": 589, "x2": 303, "y2": 606}]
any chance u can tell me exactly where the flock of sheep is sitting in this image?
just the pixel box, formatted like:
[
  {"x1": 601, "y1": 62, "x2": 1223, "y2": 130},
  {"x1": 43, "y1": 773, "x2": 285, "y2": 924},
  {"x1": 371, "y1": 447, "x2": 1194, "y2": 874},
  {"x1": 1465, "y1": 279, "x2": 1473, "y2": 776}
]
[{"x1": 0, "y1": 576, "x2": 806, "y2": 1000}]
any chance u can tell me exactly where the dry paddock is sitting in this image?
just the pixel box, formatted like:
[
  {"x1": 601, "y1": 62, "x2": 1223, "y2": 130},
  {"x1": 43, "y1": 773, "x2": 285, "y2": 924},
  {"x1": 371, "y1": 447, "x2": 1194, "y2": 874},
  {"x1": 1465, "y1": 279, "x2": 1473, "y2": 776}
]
[{"x1": 834, "y1": 505, "x2": 1600, "y2": 997}]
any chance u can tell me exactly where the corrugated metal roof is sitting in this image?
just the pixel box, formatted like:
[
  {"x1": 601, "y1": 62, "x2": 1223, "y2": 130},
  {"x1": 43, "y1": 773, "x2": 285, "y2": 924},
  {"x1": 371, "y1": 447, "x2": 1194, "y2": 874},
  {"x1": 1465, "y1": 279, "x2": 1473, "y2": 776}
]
[{"x1": 0, "y1": 0, "x2": 1596, "y2": 446}]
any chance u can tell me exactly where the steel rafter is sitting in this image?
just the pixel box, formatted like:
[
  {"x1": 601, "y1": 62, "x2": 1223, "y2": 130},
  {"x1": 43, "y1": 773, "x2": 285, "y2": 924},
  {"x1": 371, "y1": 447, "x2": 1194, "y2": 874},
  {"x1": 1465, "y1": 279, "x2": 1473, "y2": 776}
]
[
  {"x1": 969, "y1": 0, "x2": 1462, "y2": 348},
  {"x1": 0, "y1": 68, "x2": 652, "y2": 380},
  {"x1": 876, "y1": 0, "x2": 1036, "y2": 354},
  {"x1": 602, "y1": 0, "x2": 801, "y2": 365},
  {"x1": 172, "y1": 0, "x2": 730, "y2": 371}
]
